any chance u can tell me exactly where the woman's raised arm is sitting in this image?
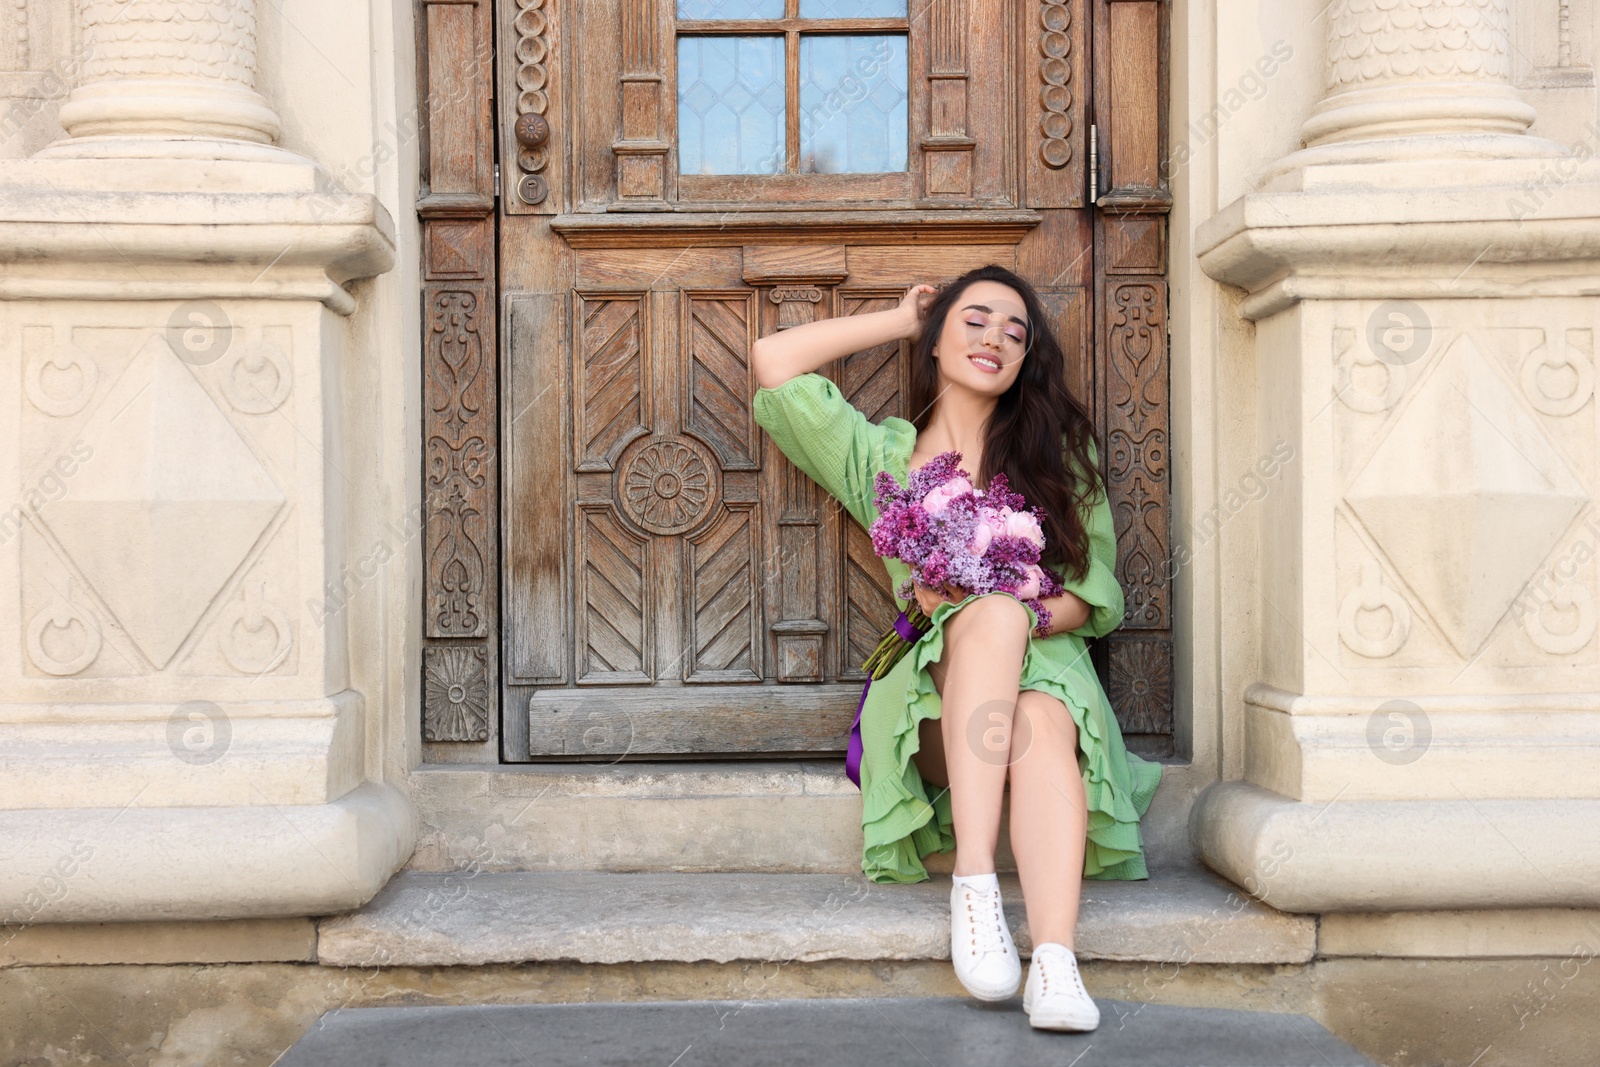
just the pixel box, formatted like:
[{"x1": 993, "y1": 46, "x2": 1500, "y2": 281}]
[{"x1": 751, "y1": 283, "x2": 937, "y2": 389}]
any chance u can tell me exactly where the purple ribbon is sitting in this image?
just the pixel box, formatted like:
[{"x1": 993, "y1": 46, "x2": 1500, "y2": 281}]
[{"x1": 845, "y1": 610, "x2": 930, "y2": 789}]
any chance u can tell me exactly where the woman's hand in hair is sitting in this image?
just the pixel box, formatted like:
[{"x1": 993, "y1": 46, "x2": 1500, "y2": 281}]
[
  {"x1": 897, "y1": 283, "x2": 938, "y2": 342},
  {"x1": 752, "y1": 288, "x2": 927, "y2": 389}
]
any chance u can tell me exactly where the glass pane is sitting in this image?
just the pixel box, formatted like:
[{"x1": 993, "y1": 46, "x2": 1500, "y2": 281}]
[
  {"x1": 798, "y1": 36, "x2": 907, "y2": 174},
  {"x1": 677, "y1": 0, "x2": 783, "y2": 18},
  {"x1": 677, "y1": 36, "x2": 787, "y2": 174},
  {"x1": 799, "y1": 0, "x2": 907, "y2": 16}
]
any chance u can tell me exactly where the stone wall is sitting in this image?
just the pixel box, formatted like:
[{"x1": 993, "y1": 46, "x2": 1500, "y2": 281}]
[
  {"x1": 0, "y1": 0, "x2": 421, "y2": 920},
  {"x1": 1191, "y1": 0, "x2": 1600, "y2": 912}
]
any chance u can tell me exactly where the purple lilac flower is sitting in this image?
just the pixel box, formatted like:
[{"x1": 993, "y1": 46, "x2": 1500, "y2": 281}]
[{"x1": 870, "y1": 450, "x2": 1065, "y2": 637}]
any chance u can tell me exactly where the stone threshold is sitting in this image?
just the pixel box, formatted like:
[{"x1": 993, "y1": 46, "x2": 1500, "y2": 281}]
[
  {"x1": 405, "y1": 758, "x2": 1205, "y2": 876},
  {"x1": 314, "y1": 865, "x2": 1314, "y2": 968}
]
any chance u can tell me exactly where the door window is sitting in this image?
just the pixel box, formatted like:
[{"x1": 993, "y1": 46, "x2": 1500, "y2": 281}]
[{"x1": 675, "y1": 0, "x2": 909, "y2": 176}]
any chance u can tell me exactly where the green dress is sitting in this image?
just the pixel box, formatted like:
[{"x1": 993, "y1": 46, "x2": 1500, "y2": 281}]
[{"x1": 752, "y1": 371, "x2": 1163, "y2": 885}]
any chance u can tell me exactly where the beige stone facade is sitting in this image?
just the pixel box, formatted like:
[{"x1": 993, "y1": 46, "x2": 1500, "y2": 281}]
[{"x1": 3, "y1": 0, "x2": 1600, "y2": 1063}]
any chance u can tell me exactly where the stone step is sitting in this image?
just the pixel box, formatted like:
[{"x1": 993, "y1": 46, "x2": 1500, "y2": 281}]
[
  {"x1": 277, "y1": 997, "x2": 1379, "y2": 1067},
  {"x1": 315, "y1": 867, "x2": 1314, "y2": 968},
  {"x1": 406, "y1": 759, "x2": 1202, "y2": 874}
]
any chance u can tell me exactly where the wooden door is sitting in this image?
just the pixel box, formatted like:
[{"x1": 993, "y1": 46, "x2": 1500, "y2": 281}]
[{"x1": 414, "y1": 0, "x2": 1173, "y2": 763}]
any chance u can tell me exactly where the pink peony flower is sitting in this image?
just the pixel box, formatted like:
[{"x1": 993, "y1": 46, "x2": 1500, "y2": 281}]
[
  {"x1": 1005, "y1": 510, "x2": 1045, "y2": 548},
  {"x1": 1016, "y1": 564, "x2": 1043, "y2": 600},
  {"x1": 967, "y1": 522, "x2": 993, "y2": 556},
  {"x1": 920, "y1": 476, "x2": 974, "y2": 516}
]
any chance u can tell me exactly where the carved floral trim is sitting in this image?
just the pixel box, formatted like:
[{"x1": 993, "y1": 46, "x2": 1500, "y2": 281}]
[
  {"x1": 423, "y1": 645, "x2": 491, "y2": 742},
  {"x1": 1108, "y1": 637, "x2": 1173, "y2": 734}
]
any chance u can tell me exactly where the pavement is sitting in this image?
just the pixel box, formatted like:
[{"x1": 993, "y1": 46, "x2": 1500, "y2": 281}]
[{"x1": 276, "y1": 995, "x2": 1381, "y2": 1066}]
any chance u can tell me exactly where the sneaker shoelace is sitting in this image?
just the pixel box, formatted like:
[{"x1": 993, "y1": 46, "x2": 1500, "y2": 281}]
[
  {"x1": 1036, "y1": 948, "x2": 1087, "y2": 998},
  {"x1": 959, "y1": 885, "x2": 1010, "y2": 956}
]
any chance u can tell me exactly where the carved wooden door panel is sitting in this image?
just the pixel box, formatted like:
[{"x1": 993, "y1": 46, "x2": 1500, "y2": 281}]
[
  {"x1": 415, "y1": 0, "x2": 1172, "y2": 762},
  {"x1": 1089, "y1": 0, "x2": 1174, "y2": 758},
  {"x1": 502, "y1": 247, "x2": 984, "y2": 760}
]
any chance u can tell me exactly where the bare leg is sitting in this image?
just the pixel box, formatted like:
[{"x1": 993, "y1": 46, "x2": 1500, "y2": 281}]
[
  {"x1": 919, "y1": 594, "x2": 1031, "y2": 877},
  {"x1": 1008, "y1": 689, "x2": 1087, "y2": 948}
]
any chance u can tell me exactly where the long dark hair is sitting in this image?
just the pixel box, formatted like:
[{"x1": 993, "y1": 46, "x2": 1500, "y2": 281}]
[{"x1": 908, "y1": 264, "x2": 1100, "y2": 581}]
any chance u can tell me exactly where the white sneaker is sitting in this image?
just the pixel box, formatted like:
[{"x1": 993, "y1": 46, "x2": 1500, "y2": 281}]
[
  {"x1": 1023, "y1": 942, "x2": 1100, "y2": 1031},
  {"x1": 949, "y1": 876, "x2": 1021, "y2": 1001}
]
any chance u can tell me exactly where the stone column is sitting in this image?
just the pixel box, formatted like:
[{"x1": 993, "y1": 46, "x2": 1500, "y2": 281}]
[
  {"x1": 1194, "y1": 0, "x2": 1600, "y2": 911},
  {"x1": 0, "y1": 0, "x2": 412, "y2": 920},
  {"x1": 1293, "y1": 0, "x2": 1539, "y2": 160},
  {"x1": 56, "y1": 0, "x2": 281, "y2": 144}
]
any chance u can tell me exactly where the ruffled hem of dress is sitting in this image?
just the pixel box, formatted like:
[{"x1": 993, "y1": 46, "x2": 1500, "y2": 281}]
[{"x1": 859, "y1": 592, "x2": 1164, "y2": 885}]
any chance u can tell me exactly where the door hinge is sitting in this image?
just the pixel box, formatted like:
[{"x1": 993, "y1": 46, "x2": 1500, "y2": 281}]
[
  {"x1": 1088, "y1": 124, "x2": 1099, "y2": 207},
  {"x1": 493, "y1": 161, "x2": 501, "y2": 200}
]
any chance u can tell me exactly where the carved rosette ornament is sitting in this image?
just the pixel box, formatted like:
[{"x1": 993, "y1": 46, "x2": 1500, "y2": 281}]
[
  {"x1": 58, "y1": 0, "x2": 283, "y2": 144},
  {"x1": 618, "y1": 436, "x2": 718, "y2": 536},
  {"x1": 423, "y1": 646, "x2": 491, "y2": 742},
  {"x1": 1302, "y1": 0, "x2": 1534, "y2": 149},
  {"x1": 1107, "y1": 637, "x2": 1174, "y2": 735}
]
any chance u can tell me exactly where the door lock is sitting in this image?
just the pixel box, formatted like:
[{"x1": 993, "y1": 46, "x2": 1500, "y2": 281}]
[{"x1": 517, "y1": 174, "x2": 549, "y2": 205}]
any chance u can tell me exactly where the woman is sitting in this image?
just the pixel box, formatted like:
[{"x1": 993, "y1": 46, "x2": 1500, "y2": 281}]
[{"x1": 750, "y1": 264, "x2": 1162, "y2": 1033}]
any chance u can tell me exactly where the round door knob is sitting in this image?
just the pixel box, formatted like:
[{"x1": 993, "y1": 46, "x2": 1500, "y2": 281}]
[{"x1": 514, "y1": 113, "x2": 550, "y2": 147}]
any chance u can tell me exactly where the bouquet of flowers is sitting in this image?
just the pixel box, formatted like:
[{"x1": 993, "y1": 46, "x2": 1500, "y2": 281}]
[{"x1": 859, "y1": 451, "x2": 1063, "y2": 681}]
